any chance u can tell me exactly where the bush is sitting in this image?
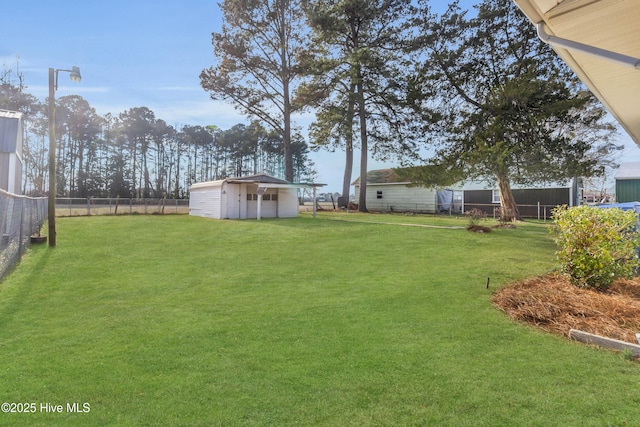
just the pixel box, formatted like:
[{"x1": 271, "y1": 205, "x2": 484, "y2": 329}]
[
  {"x1": 465, "y1": 208, "x2": 492, "y2": 232},
  {"x1": 466, "y1": 208, "x2": 487, "y2": 227},
  {"x1": 552, "y1": 205, "x2": 640, "y2": 290}
]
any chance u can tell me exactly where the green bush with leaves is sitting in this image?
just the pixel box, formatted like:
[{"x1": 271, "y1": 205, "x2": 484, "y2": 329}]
[{"x1": 552, "y1": 205, "x2": 640, "y2": 290}]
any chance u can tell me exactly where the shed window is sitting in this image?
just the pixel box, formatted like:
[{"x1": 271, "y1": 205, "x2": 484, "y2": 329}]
[
  {"x1": 492, "y1": 190, "x2": 501, "y2": 204},
  {"x1": 377, "y1": 190, "x2": 383, "y2": 199}
]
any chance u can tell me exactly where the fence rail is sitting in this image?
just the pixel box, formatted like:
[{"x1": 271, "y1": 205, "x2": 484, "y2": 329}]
[
  {"x1": 0, "y1": 189, "x2": 47, "y2": 281},
  {"x1": 370, "y1": 201, "x2": 558, "y2": 220},
  {"x1": 55, "y1": 198, "x2": 190, "y2": 217},
  {"x1": 462, "y1": 203, "x2": 557, "y2": 220}
]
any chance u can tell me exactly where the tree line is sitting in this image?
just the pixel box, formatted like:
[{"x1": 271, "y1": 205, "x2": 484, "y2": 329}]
[
  {"x1": 0, "y1": 68, "x2": 314, "y2": 199},
  {"x1": 201, "y1": 0, "x2": 621, "y2": 218},
  {"x1": 2, "y1": 0, "x2": 621, "y2": 214}
]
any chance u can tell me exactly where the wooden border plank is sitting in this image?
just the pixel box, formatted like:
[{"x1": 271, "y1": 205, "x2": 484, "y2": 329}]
[{"x1": 569, "y1": 329, "x2": 640, "y2": 357}]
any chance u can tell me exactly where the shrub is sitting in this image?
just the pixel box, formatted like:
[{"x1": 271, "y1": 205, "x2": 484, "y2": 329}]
[
  {"x1": 466, "y1": 208, "x2": 487, "y2": 227},
  {"x1": 552, "y1": 205, "x2": 640, "y2": 290},
  {"x1": 465, "y1": 208, "x2": 492, "y2": 233}
]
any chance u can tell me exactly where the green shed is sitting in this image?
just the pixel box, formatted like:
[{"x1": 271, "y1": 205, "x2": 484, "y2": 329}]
[{"x1": 615, "y1": 163, "x2": 640, "y2": 203}]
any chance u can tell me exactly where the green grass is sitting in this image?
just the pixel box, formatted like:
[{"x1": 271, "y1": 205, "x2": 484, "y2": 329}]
[{"x1": 1, "y1": 215, "x2": 639, "y2": 426}]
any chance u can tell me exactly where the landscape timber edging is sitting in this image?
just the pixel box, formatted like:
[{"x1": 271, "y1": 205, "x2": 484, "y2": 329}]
[{"x1": 569, "y1": 329, "x2": 640, "y2": 357}]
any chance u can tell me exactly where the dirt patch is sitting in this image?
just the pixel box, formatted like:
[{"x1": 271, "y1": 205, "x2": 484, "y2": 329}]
[
  {"x1": 493, "y1": 274, "x2": 640, "y2": 344},
  {"x1": 467, "y1": 225, "x2": 492, "y2": 233}
]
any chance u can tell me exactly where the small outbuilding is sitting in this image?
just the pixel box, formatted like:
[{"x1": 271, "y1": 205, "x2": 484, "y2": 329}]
[
  {"x1": 615, "y1": 163, "x2": 640, "y2": 203},
  {"x1": 460, "y1": 178, "x2": 579, "y2": 219},
  {"x1": 352, "y1": 169, "x2": 460, "y2": 213},
  {"x1": 189, "y1": 174, "x2": 324, "y2": 220},
  {"x1": 353, "y1": 168, "x2": 578, "y2": 218}
]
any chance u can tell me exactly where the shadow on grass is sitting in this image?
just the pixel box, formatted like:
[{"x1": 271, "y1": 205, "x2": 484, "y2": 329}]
[{"x1": 0, "y1": 245, "x2": 52, "y2": 327}]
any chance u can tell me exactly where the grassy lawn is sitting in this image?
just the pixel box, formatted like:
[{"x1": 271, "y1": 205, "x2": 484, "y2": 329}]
[{"x1": 0, "y1": 214, "x2": 639, "y2": 426}]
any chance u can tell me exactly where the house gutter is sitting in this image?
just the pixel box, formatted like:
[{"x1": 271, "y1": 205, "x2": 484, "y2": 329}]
[{"x1": 536, "y1": 22, "x2": 640, "y2": 69}]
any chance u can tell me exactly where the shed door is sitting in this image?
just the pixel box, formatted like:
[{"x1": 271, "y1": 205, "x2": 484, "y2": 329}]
[
  {"x1": 246, "y1": 184, "x2": 259, "y2": 219},
  {"x1": 226, "y1": 184, "x2": 240, "y2": 219},
  {"x1": 261, "y1": 189, "x2": 278, "y2": 217}
]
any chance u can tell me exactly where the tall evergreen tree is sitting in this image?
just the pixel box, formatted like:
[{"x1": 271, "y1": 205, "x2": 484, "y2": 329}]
[
  {"x1": 303, "y1": 0, "x2": 413, "y2": 211},
  {"x1": 55, "y1": 95, "x2": 103, "y2": 197},
  {"x1": 408, "y1": 0, "x2": 618, "y2": 220},
  {"x1": 200, "y1": 0, "x2": 311, "y2": 182},
  {"x1": 116, "y1": 107, "x2": 157, "y2": 198}
]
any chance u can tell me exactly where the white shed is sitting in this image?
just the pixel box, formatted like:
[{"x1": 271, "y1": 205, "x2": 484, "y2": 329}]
[{"x1": 189, "y1": 174, "x2": 324, "y2": 220}]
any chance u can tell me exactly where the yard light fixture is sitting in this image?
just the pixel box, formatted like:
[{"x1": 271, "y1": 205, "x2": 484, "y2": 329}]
[
  {"x1": 48, "y1": 66, "x2": 81, "y2": 247},
  {"x1": 69, "y1": 66, "x2": 82, "y2": 83}
]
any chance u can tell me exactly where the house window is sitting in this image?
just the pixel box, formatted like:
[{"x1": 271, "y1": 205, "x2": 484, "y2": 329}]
[
  {"x1": 272, "y1": 194, "x2": 278, "y2": 201},
  {"x1": 492, "y1": 190, "x2": 501, "y2": 204},
  {"x1": 247, "y1": 193, "x2": 253, "y2": 201},
  {"x1": 377, "y1": 190, "x2": 383, "y2": 199},
  {"x1": 264, "y1": 194, "x2": 271, "y2": 201}
]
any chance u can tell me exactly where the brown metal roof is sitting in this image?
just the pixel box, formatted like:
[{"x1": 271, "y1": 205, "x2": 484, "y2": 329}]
[{"x1": 351, "y1": 169, "x2": 410, "y2": 185}]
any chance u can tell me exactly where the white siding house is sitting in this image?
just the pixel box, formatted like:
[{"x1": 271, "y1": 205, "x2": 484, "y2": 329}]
[
  {"x1": 190, "y1": 174, "x2": 318, "y2": 220},
  {"x1": 352, "y1": 169, "x2": 445, "y2": 213},
  {"x1": 353, "y1": 168, "x2": 575, "y2": 217}
]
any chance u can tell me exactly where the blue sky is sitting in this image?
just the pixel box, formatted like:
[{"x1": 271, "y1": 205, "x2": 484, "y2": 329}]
[
  {"x1": 2, "y1": 0, "x2": 639, "y2": 192},
  {"x1": 2, "y1": 1, "x2": 232, "y2": 126}
]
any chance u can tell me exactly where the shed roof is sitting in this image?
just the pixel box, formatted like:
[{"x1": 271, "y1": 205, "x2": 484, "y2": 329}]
[
  {"x1": 0, "y1": 110, "x2": 22, "y2": 120},
  {"x1": 514, "y1": 0, "x2": 640, "y2": 147},
  {"x1": 226, "y1": 174, "x2": 290, "y2": 185},
  {"x1": 615, "y1": 162, "x2": 640, "y2": 180},
  {"x1": 190, "y1": 174, "x2": 325, "y2": 191}
]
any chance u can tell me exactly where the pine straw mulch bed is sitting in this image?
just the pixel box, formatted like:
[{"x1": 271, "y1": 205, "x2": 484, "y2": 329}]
[{"x1": 493, "y1": 274, "x2": 640, "y2": 344}]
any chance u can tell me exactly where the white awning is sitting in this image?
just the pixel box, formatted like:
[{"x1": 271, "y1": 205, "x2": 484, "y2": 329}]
[
  {"x1": 256, "y1": 182, "x2": 326, "y2": 189},
  {"x1": 514, "y1": 0, "x2": 640, "y2": 146},
  {"x1": 255, "y1": 182, "x2": 326, "y2": 220}
]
